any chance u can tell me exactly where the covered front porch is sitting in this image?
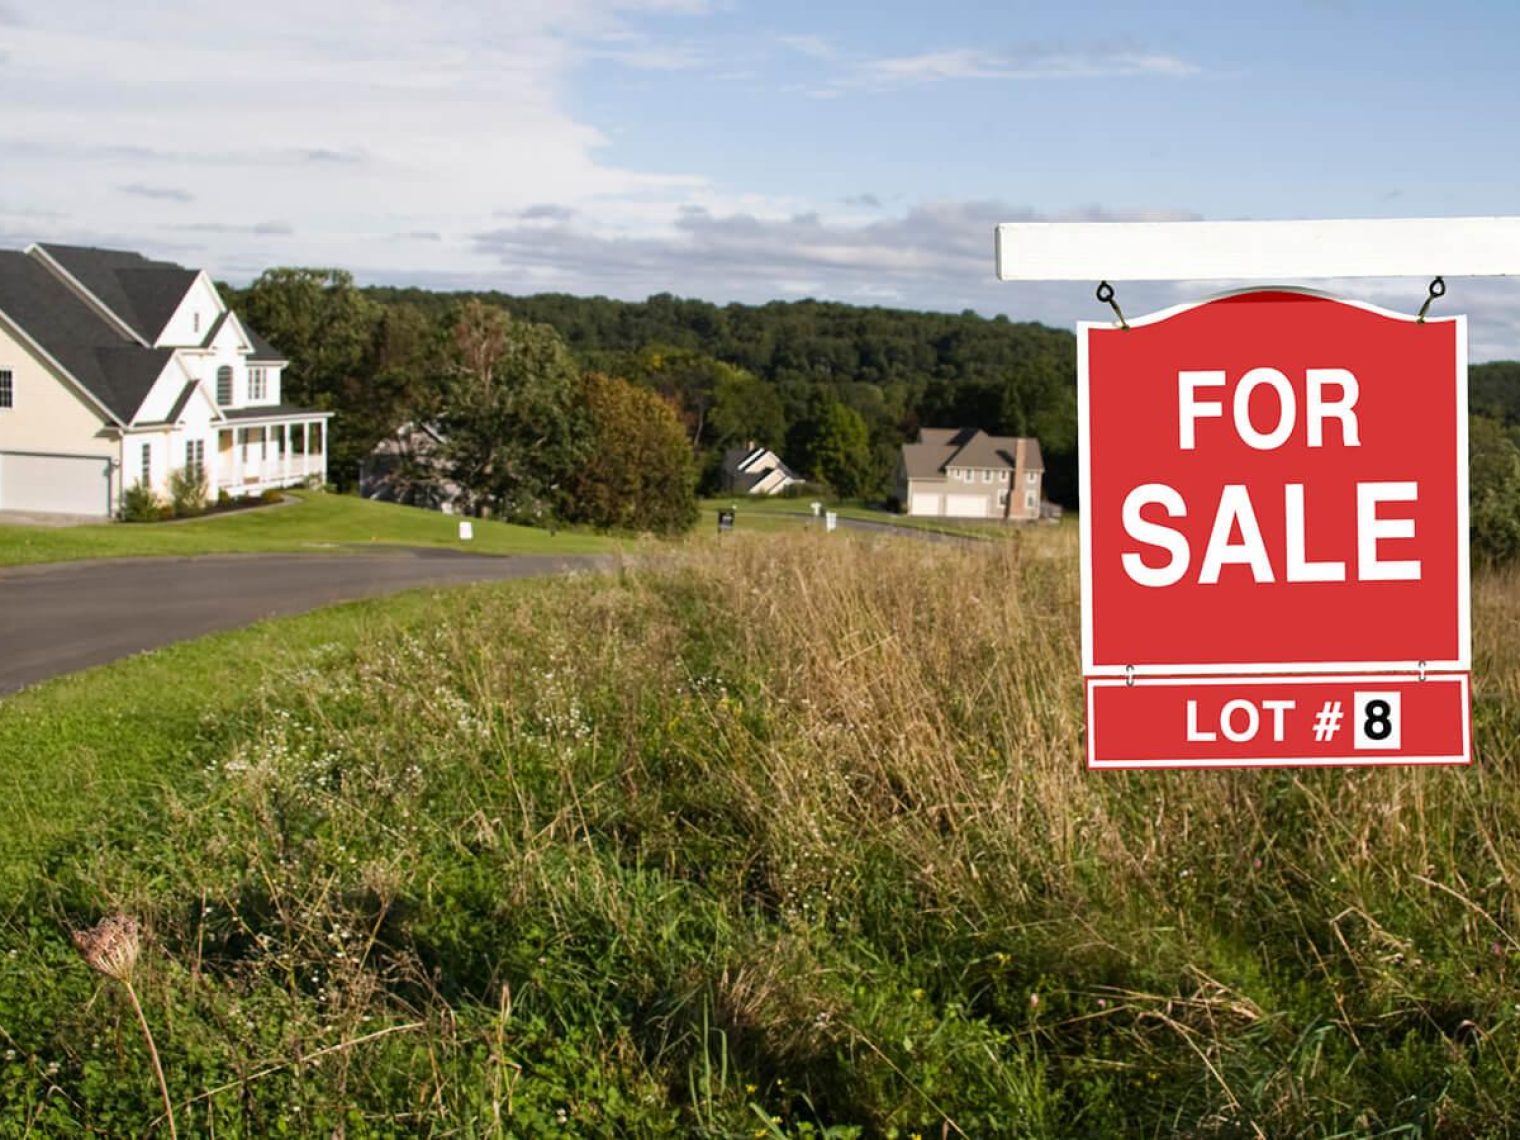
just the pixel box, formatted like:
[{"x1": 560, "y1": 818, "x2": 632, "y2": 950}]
[{"x1": 215, "y1": 410, "x2": 331, "y2": 495}]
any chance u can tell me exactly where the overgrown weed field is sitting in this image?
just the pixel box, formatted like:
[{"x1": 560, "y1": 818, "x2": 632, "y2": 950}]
[{"x1": 4, "y1": 529, "x2": 1520, "y2": 1136}]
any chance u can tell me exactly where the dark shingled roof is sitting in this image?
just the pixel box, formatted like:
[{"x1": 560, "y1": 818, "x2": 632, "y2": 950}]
[
  {"x1": 37, "y1": 244, "x2": 198, "y2": 344},
  {"x1": 948, "y1": 430, "x2": 1016, "y2": 470},
  {"x1": 0, "y1": 251, "x2": 173, "y2": 423},
  {"x1": 245, "y1": 325, "x2": 287, "y2": 363},
  {"x1": 900, "y1": 439, "x2": 960, "y2": 480},
  {"x1": 1023, "y1": 438, "x2": 1045, "y2": 473},
  {"x1": 900, "y1": 427, "x2": 1044, "y2": 480}
]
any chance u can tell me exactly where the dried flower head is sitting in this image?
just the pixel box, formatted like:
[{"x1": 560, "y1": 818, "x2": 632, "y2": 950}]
[{"x1": 71, "y1": 913, "x2": 140, "y2": 982}]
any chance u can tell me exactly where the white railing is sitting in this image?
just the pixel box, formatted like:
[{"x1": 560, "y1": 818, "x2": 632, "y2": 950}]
[{"x1": 215, "y1": 452, "x2": 325, "y2": 494}]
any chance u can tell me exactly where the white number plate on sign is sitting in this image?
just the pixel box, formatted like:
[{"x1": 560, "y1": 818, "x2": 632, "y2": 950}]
[{"x1": 1352, "y1": 691, "x2": 1402, "y2": 750}]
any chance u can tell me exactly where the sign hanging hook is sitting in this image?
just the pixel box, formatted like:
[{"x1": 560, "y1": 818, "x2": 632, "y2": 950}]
[
  {"x1": 1417, "y1": 276, "x2": 1446, "y2": 323},
  {"x1": 1096, "y1": 281, "x2": 1129, "y2": 330}
]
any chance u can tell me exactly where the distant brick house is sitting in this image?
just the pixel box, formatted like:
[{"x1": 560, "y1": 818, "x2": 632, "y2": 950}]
[
  {"x1": 720, "y1": 441, "x2": 802, "y2": 495},
  {"x1": 895, "y1": 427, "x2": 1044, "y2": 520}
]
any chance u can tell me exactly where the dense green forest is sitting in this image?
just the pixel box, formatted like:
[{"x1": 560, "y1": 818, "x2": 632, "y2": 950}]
[
  {"x1": 223, "y1": 272, "x2": 1081, "y2": 507},
  {"x1": 225, "y1": 270, "x2": 1520, "y2": 541}
]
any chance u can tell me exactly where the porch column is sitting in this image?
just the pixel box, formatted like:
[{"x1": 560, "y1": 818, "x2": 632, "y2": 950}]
[
  {"x1": 280, "y1": 423, "x2": 289, "y2": 483},
  {"x1": 317, "y1": 421, "x2": 327, "y2": 485}
]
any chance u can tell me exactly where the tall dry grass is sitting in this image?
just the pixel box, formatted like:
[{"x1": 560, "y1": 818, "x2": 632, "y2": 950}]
[{"x1": 6, "y1": 528, "x2": 1520, "y2": 1135}]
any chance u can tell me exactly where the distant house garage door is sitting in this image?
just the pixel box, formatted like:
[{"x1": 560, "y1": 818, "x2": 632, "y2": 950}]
[
  {"x1": 0, "y1": 452, "x2": 113, "y2": 516},
  {"x1": 909, "y1": 492, "x2": 941, "y2": 516},
  {"x1": 944, "y1": 494, "x2": 987, "y2": 518}
]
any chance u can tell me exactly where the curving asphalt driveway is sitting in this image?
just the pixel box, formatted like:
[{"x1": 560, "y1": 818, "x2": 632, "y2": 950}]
[{"x1": 0, "y1": 548, "x2": 612, "y2": 697}]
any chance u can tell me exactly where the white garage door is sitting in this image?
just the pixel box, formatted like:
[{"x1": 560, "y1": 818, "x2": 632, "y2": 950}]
[
  {"x1": 944, "y1": 494, "x2": 987, "y2": 518},
  {"x1": 0, "y1": 452, "x2": 113, "y2": 516},
  {"x1": 909, "y1": 492, "x2": 940, "y2": 516}
]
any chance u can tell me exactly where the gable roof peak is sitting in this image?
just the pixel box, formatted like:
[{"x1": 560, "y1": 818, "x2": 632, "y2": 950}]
[{"x1": 30, "y1": 242, "x2": 200, "y2": 345}]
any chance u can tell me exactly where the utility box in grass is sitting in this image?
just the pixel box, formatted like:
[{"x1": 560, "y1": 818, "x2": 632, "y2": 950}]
[{"x1": 717, "y1": 508, "x2": 735, "y2": 534}]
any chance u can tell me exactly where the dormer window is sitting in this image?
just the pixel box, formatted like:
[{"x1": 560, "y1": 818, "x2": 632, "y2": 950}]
[
  {"x1": 193, "y1": 312, "x2": 201, "y2": 335},
  {"x1": 248, "y1": 367, "x2": 267, "y2": 402},
  {"x1": 216, "y1": 365, "x2": 233, "y2": 406}
]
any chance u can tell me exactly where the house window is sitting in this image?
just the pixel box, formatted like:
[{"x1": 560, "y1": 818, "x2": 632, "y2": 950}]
[
  {"x1": 186, "y1": 439, "x2": 205, "y2": 482},
  {"x1": 1025, "y1": 491, "x2": 1037, "y2": 510},
  {"x1": 140, "y1": 443, "x2": 151, "y2": 485},
  {"x1": 193, "y1": 312, "x2": 201, "y2": 335},
  {"x1": 1000, "y1": 470, "x2": 1008, "y2": 482},
  {"x1": 0, "y1": 368, "x2": 11, "y2": 409},
  {"x1": 981, "y1": 469, "x2": 991, "y2": 483},
  {"x1": 216, "y1": 365, "x2": 233, "y2": 405},
  {"x1": 998, "y1": 489, "x2": 1008, "y2": 505},
  {"x1": 248, "y1": 367, "x2": 267, "y2": 401},
  {"x1": 1026, "y1": 471, "x2": 1038, "y2": 485}
]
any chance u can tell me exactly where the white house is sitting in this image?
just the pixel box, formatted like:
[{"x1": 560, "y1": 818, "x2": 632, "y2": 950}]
[
  {"x1": 720, "y1": 441, "x2": 802, "y2": 495},
  {"x1": 0, "y1": 243, "x2": 331, "y2": 517}
]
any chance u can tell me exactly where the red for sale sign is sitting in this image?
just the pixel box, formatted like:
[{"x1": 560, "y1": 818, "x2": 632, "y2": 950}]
[{"x1": 1079, "y1": 289, "x2": 1470, "y2": 768}]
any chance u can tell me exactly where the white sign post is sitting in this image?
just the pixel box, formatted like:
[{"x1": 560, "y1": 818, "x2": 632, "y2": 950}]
[
  {"x1": 995, "y1": 216, "x2": 1520, "y2": 282},
  {"x1": 824, "y1": 511, "x2": 837, "y2": 533}
]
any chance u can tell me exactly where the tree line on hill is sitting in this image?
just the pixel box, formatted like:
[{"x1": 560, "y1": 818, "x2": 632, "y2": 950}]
[
  {"x1": 1470, "y1": 362, "x2": 1520, "y2": 564},
  {"x1": 222, "y1": 270, "x2": 1081, "y2": 532},
  {"x1": 225, "y1": 268, "x2": 1520, "y2": 557}
]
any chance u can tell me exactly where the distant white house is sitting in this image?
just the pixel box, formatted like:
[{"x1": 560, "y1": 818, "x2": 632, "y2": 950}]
[
  {"x1": 895, "y1": 427, "x2": 1044, "y2": 520},
  {"x1": 720, "y1": 441, "x2": 802, "y2": 495},
  {"x1": 0, "y1": 243, "x2": 331, "y2": 516}
]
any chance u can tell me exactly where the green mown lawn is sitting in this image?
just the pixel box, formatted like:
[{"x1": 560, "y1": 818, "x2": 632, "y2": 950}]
[
  {"x1": 0, "y1": 590, "x2": 460, "y2": 893},
  {"x1": 696, "y1": 495, "x2": 1051, "y2": 539},
  {"x1": 0, "y1": 492, "x2": 620, "y2": 566}
]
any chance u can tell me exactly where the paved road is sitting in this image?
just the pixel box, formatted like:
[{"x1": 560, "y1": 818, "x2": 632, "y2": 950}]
[{"x1": 0, "y1": 549, "x2": 610, "y2": 696}]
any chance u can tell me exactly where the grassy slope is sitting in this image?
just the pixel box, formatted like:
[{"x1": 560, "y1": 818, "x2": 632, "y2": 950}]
[
  {"x1": 0, "y1": 492, "x2": 618, "y2": 566},
  {"x1": 0, "y1": 589, "x2": 461, "y2": 892},
  {"x1": 3, "y1": 533, "x2": 1519, "y2": 1135}
]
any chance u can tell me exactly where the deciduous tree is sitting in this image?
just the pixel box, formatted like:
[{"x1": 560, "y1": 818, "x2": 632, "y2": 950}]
[
  {"x1": 436, "y1": 300, "x2": 583, "y2": 520},
  {"x1": 811, "y1": 402, "x2": 874, "y2": 499},
  {"x1": 561, "y1": 372, "x2": 697, "y2": 534}
]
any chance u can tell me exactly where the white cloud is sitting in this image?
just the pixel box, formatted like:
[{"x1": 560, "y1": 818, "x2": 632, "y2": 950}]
[
  {"x1": 815, "y1": 42, "x2": 1198, "y2": 96},
  {"x1": 119, "y1": 182, "x2": 194, "y2": 203},
  {"x1": 775, "y1": 33, "x2": 834, "y2": 59},
  {"x1": 0, "y1": 0, "x2": 721, "y2": 274}
]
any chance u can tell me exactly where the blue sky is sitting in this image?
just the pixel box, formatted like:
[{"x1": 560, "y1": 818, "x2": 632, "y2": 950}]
[{"x1": 4, "y1": 0, "x2": 1520, "y2": 356}]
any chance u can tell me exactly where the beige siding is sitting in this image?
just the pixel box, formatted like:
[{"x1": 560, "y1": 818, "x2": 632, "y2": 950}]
[{"x1": 0, "y1": 320, "x2": 115, "y2": 458}]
